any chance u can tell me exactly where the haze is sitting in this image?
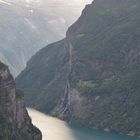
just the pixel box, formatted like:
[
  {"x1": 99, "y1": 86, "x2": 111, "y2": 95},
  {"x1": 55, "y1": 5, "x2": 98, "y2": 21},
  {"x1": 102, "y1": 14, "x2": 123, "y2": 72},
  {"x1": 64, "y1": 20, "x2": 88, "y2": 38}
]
[{"x1": 0, "y1": 0, "x2": 92, "y2": 76}]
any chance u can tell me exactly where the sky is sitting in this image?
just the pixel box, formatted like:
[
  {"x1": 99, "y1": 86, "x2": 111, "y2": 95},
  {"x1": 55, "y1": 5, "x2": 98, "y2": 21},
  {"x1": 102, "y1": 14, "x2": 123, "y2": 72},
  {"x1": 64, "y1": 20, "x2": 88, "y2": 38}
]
[{"x1": 0, "y1": 0, "x2": 92, "y2": 7}]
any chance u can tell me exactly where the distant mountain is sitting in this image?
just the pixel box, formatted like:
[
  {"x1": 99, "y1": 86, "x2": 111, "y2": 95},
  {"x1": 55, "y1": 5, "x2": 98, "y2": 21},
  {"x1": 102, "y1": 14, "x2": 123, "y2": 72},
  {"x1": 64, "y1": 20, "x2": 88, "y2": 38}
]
[
  {"x1": 0, "y1": 0, "x2": 92, "y2": 77},
  {"x1": 0, "y1": 61, "x2": 42, "y2": 140},
  {"x1": 16, "y1": 0, "x2": 140, "y2": 136}
]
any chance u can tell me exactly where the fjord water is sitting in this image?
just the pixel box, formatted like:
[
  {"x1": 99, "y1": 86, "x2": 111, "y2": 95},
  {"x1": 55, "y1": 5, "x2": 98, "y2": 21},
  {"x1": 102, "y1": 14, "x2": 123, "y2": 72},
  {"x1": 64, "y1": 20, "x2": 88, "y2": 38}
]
[{"x1": 28, "y1": 109, "x2": 139, "y2": 140}]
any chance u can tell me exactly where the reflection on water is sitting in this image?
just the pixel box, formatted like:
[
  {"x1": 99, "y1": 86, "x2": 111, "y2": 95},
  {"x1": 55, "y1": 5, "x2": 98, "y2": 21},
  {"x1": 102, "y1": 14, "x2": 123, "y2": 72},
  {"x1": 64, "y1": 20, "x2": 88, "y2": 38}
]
[
  {"x1": 28, "y1": 108, "x2": 140, "y2": 140},
  {"x1": 28, "y1": 108, "x2": 74, "y2": 140}
]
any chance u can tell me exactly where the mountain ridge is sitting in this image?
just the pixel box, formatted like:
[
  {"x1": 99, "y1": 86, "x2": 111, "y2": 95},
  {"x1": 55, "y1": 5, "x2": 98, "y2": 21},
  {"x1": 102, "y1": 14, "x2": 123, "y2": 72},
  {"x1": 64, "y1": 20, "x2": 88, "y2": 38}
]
[
  {"x1": 0, "y1": 0, "x2": 92, "y2": 77},
  {"x1": 16, "y1": 0, "x2": 140, "y2": 136}
]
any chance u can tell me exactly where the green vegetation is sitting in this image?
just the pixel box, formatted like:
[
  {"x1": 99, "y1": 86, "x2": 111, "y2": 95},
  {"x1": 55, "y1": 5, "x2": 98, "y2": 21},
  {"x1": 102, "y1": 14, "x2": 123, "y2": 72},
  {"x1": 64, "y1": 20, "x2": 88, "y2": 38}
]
[
  {"x1": 16, "y1": 0, "x2": 140, "y2": 136},
  {"x1": 76, "y1": 80, "x2": 98, "y2": 96}
]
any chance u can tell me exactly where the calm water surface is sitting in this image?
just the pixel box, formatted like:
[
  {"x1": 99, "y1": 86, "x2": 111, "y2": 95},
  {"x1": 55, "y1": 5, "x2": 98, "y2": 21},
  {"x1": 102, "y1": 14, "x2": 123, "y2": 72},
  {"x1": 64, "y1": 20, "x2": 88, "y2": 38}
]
[{"x1": 27, "y1": 108, "x2": 140, "y2": 140}]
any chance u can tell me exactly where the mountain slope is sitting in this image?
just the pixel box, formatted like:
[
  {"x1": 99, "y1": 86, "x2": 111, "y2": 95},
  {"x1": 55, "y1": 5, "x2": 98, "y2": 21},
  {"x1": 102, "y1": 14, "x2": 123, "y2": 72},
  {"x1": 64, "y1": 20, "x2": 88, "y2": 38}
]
[
  {"x1": 0, "y1": 61, "x2": 42, "y2": 140},
  {"x1": 0, "y1": 0, "x2": 92, "y2": 77},
  {"x1": 16, "y1": 0, "x2": 140, "y2": 136}
]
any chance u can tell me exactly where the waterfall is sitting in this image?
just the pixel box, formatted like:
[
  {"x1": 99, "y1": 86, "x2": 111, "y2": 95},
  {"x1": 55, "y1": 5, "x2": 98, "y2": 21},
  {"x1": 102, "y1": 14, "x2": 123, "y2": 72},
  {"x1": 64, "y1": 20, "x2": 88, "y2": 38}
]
[{"x1": 61, "y1": 41, "x2": 73, "y2": 115}]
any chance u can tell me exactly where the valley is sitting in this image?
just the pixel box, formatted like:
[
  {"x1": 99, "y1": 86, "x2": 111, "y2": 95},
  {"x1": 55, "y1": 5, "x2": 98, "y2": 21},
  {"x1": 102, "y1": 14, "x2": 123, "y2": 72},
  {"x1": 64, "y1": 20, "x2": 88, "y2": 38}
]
[{"x1": 16, "y1": 0, "x2": 140, "y2": 136}]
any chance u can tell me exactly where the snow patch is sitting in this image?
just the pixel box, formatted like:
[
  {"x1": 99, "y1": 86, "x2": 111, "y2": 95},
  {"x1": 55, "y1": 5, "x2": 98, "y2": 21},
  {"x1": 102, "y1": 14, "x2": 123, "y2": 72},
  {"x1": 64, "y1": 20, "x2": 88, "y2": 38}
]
[{"x1": 0, "y1": 0, "x2": 12, "y2": 5}]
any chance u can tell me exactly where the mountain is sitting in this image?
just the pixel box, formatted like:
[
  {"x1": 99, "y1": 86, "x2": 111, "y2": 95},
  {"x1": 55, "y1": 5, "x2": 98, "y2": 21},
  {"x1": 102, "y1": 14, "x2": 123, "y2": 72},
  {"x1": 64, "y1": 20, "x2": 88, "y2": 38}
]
[
  {"x1": 0, "y1": 0, "x2": 92, "y2": 77},
  {"x1": 16, "y1": 0, "x2": 140, "y2": 136},
  {"x1": 0, "y1": 61, "x2": 42, "y2": 140}
]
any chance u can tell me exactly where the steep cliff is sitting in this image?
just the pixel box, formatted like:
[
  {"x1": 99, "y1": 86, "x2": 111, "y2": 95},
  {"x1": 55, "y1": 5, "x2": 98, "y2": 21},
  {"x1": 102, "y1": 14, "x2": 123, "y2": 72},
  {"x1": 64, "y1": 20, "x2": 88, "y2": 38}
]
[
  {"x1": 16, "y1": 0, "x2": 140, "y2": 136},
  {"x1": 0, "y1": 61, "x2": 42, "y2": 140}
]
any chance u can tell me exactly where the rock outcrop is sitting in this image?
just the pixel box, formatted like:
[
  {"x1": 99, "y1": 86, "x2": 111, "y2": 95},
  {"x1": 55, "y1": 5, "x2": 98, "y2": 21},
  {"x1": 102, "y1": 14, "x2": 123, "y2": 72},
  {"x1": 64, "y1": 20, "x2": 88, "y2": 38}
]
[{"x1": 0, "y1": 61, "x2": 42, "y2": 140}]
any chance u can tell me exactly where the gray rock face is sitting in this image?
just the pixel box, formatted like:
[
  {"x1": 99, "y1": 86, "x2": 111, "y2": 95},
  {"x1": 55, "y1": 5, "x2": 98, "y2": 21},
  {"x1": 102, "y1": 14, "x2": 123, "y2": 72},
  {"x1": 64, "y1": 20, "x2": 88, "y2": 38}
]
[{"x1": 0, "y1": 61, "x2": 42, "y2": 140}]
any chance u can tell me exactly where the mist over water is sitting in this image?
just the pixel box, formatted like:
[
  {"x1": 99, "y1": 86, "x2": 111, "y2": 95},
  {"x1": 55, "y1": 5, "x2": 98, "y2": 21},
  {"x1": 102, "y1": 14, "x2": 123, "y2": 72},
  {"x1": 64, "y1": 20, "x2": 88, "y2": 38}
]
[{"x1": 28, "y1": 108, "x2": 140, "y2": 140}]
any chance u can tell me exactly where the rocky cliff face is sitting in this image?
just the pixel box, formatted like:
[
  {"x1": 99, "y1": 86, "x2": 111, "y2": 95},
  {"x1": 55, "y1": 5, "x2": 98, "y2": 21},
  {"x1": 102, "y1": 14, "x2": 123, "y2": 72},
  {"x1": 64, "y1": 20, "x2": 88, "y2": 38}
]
[
  {"x1": 16, "y1": 0, "x2": 140, "y2": 136},
  {"x1": 0, "y1": 61, "x2": 42, "y2": 140}
]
